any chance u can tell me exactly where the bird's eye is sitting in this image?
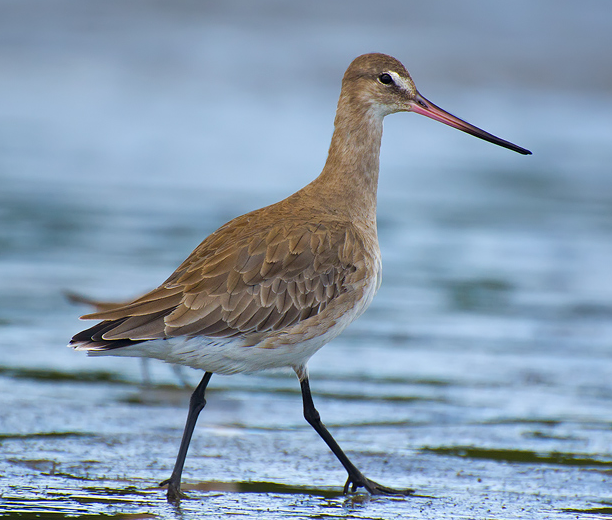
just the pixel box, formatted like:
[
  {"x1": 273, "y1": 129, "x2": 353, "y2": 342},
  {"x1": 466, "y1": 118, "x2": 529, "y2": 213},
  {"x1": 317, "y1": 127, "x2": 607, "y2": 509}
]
[{"x1": 378, "y1": 73, "x2": 393, "y2": 85}]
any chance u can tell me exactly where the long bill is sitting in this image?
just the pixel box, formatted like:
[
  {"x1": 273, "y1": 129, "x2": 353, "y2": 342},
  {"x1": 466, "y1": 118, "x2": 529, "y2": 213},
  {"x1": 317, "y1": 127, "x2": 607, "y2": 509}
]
[{"x1": 410, "y1": 93, "x2": 531, "y2": 155}]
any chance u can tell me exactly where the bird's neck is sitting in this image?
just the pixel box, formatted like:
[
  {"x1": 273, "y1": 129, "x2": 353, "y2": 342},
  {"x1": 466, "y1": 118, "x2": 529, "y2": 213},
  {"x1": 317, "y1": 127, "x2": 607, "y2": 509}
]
[{"x1": 306, "y1": 93, "x2": 384, "y2": 226}]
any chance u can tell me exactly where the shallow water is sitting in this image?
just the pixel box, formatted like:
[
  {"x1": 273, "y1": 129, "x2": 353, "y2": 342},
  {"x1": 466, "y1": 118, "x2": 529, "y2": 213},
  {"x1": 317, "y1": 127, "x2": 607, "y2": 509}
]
[{"x1": 1, "y1": 1, "x2": 612, "y2": 519}]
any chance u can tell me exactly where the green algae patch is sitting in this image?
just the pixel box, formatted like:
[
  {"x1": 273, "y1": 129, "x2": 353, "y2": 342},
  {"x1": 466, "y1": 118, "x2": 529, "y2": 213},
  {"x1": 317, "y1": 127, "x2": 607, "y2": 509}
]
[{"x1": 422, "y1": 445, "x2": 612, "y2": 467}]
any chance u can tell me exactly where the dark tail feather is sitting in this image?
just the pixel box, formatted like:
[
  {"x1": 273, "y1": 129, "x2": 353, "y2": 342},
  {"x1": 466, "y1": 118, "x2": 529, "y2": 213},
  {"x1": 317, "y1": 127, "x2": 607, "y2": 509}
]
[{"x1": 70, "y1": 319, "x2": 146, "y2": 351}]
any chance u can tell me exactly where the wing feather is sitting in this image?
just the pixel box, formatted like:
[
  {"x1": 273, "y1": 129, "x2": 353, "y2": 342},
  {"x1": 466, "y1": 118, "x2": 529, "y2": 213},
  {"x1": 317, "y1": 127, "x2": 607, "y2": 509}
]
[
  {"x1": 102, "y1": 310, "x2": 169, "y2": 340},
  {"x1": 71, "y1": 215, "x2": 372, "y2": 351}
]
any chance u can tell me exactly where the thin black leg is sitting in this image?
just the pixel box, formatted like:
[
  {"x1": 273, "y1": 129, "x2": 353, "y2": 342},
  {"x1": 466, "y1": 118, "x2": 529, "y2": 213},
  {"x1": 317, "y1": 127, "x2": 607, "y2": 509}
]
[
  {"x1": 299, "y1": 376, "x2": 412, "y2": 496},
  {"x1": 160, "y1": 371, "x2": 213, "y2": 503}
]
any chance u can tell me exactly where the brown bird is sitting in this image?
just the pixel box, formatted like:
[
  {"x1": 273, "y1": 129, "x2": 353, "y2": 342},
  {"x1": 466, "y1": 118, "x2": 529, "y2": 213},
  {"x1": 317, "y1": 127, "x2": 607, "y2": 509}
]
[{"x1": 70, "y1": 53, "x2": 530, "y2": 502}]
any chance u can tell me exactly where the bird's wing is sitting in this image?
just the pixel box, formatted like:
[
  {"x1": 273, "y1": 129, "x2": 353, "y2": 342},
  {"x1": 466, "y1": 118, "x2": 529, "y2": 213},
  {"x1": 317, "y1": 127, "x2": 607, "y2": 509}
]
[{"x1": 71, "y1": 216, "x2": 368, "y2": 350}]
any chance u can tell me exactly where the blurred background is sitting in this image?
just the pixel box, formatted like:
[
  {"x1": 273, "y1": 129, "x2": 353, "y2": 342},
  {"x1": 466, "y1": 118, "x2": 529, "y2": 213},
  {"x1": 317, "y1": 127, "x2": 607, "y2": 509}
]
[{"x1": 1, "y1": 1, "x2": 611, "y2": 519}]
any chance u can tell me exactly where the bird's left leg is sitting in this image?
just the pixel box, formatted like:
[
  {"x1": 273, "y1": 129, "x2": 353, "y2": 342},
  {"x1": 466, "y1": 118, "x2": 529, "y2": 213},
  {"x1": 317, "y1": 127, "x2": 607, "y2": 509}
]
[{"x1": 160, "y1": 371, "x2": 213, "y2": 503}]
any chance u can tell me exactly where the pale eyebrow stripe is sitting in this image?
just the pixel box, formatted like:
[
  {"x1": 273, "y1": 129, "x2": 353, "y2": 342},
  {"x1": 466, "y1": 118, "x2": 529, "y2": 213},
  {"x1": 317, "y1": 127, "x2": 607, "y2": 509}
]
[{"x1": 388, "y1": 70, "x2": 410, "y2": 90}]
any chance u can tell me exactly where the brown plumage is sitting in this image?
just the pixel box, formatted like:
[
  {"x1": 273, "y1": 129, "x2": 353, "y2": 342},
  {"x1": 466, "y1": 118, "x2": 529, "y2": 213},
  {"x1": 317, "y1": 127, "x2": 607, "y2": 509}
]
[
  {"x1": 74, "y1": 215, "x2": 371, "y2": 347},
  {"x1": 72, "y1": 199, "x2": 376, "y2": 357},
  {"x1": 69, "y1": 53, "x2": 530, "y2": 502}
]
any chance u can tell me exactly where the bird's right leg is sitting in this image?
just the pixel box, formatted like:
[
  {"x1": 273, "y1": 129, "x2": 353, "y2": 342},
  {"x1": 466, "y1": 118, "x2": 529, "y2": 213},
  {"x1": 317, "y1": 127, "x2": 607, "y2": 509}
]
[
  {"x1": 298, "y1": 373, "x2": 413, "y2": 496},
  {"x1": 160, "y1": 371, "x2": 213, "y2": 503}
]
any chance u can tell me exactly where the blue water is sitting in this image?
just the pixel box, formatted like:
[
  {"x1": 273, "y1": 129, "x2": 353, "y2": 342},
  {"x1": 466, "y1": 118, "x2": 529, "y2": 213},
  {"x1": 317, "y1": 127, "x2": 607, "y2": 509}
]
[{"x1": 1, "y1": 1, "x2": 611, "y2": 519}]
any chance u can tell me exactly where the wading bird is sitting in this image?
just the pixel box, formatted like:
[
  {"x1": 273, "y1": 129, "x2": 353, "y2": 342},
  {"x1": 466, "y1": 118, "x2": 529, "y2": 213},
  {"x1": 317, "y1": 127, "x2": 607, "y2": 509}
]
[{"x1": 70, "y1": 53, "x2": 530, "y2": 502}]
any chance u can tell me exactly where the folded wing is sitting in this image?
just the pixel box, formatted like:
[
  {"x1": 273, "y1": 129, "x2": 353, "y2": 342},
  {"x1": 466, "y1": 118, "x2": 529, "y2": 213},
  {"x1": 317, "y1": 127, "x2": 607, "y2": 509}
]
[{"x1": 70, "y1": 216, "x2": 366, "y2": 351}]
